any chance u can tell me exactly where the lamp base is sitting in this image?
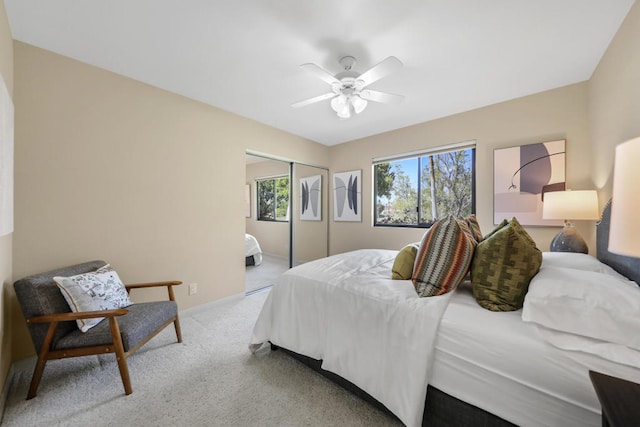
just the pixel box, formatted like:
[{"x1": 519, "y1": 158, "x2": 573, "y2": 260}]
[{"x1": 550, "y1": 224, "x2": 588, "y2": 254}]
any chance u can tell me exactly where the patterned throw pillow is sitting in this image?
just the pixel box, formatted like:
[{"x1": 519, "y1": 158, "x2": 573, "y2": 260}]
[
  {"x1": 465, "y1": 214, "x2": 483, "y2": 243},
  {"x1": 470, "y1": 217, "x2": 542, "y2": 312},
  {"x1": 54, "y1": 264, "x2": 132, "y2": 332},
  {"x1": 392, "y1": 243, "x2": 420, "y2": 280},
  {"x1": 484, "y1": 219, "x2": 509, "y2": 241},
  {"x1": 412, "y1": 216, "x2": 477, "y2": 297}
]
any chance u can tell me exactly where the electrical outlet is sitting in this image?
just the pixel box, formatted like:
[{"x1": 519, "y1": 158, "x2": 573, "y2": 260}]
[{"x1": 188, "y1": 283, "x2": 198, "y2": 295}]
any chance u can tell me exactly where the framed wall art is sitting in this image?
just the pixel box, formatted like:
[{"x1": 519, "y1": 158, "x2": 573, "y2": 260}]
[
  {"x1": 333, "y1": 170, "x2": 361, "y2": 222},
  {"x1": 494, "y1": 139, "x2": 565, "y2": 226},
  {"x1": 300, "y1": 175, "x2": 322, "y2": 221},
  {"x1": 0, "y1": 75, "x2": 13, "y2": 237}
]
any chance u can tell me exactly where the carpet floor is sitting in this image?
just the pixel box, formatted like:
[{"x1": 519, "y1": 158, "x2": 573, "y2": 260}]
[
  {"x1": 245, "y1": 253, "x2": 289, "y2": 294},
  {"x1": 2, "y1": 289, "x2": 400, "y2": 426}
]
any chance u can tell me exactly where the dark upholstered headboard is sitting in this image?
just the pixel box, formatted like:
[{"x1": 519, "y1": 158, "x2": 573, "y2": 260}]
[{"x1": 596, "y1": 199, "x2": 640, "y2": 284}]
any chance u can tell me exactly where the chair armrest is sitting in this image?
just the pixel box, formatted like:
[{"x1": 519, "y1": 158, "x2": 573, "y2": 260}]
[
  {"x1": 27, "y1": 308, "x2": 129, "y2": 324},
  {"x1": 125, "y1": 280, "x2": 182, "y2": 302},
  {"x1": 125, "y1": 280, "x2": 182, "y2": 290}
]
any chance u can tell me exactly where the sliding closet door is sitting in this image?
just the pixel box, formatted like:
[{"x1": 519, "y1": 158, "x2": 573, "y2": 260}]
[{"x1": 292, "y1": 163, "x2": 329, "y2": 266}]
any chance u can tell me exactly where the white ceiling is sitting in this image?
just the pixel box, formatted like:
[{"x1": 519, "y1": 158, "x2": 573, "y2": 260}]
[{"x1": 5, "y1": 1, "x2": 635, "y2": 146}]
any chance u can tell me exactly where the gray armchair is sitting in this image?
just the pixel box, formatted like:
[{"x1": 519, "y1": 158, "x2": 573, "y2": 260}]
[{"x1": 13, "y1": 260, "x2": 182, "y2": 399}]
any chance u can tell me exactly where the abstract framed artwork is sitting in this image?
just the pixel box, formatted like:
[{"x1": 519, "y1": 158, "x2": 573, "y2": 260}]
[
  {"x1": 300, "y1": 175, "x2": 322, "y2": 221},
  {"x1": 333, "y1": 170, "x2": 361, "y2": 222},
  {"x1": 0, "y1": 75, "x2": 13, "y2": 237},
  {"x1": 494, "y1": 140, "x2": 565, "y2": 226}
]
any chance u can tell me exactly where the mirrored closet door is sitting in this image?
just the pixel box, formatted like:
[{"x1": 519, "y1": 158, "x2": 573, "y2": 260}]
[
  {"x1": 245, "y1": 154, "x2": 291, "y2": 293},
  {"x1": 245, "y1": 154, "x2": 329, "y2": 293}
]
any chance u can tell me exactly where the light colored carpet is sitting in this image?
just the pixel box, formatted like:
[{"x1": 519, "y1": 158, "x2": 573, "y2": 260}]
[
  {"x1": 2, "y1": 289, "x2": 400, "y2": 426},
  {"x1": 245, "y1": 253, "x2": 289, "y2": 294}
]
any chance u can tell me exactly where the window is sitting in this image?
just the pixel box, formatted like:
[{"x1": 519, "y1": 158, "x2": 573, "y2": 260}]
[
  {"x1": 256, "y1": 176, "x2": 289, "y2": 221},
  {"x1": 374, "y1": 143, "x2": 475, "y2": 228}
]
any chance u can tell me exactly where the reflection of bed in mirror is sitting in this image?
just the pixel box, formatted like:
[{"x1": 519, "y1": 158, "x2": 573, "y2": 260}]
[{"x1": 245, "y1": 233, "x2": 262, "y2": 266}]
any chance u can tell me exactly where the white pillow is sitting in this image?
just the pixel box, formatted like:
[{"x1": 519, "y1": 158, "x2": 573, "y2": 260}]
[
  {"x1": 523, "y1": 264, "x2": 640, "y2": 353},
  {"x1": 541, "y1": 252, "x2": 630, "y2": 281},
  {"x1": 54, "y1": 264, "x2": 132, "y2": 332}
]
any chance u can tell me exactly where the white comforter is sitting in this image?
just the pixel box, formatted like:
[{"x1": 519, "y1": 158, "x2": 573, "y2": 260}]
[{"x1": 249, "y1": 249, "x2": 453, "y2": 427}]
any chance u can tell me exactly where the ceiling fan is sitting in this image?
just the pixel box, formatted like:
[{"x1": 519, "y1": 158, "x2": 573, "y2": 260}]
[{"x1": 292, "y1": 56, "x2": 404, "y2": 120}]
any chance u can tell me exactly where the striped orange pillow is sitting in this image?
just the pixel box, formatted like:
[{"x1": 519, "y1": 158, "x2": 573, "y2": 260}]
[
  {"x1": 412, "y1": 216, "x2": 477, "y2": 297},
  {"x1": 465, "y1": 214, "x2": 483, "y2": 243}
]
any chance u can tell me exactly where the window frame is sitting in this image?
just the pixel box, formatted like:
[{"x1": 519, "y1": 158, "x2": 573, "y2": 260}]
[
  {"x1": 256, "y1": 175, "x2": 290, "y2": 222},
  {"x1": 373, "y1": 142, "x2": 476, "y2": 228}
]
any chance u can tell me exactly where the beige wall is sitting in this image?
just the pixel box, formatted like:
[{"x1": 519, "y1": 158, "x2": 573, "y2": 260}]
[
  {"x1": 589, "y1": 1, "x2": 640, "y2": 199},
  {"x1": 0, "y1": 0, "x2": 12, "y2": 398},
  {"x1": 329, "y1": 83, "x2": 592, "y2": 255},
  {"x1": 11, "y1": 42, "x2": 328, "y2": 360},
  {"x1": 245, "y1": 159, "x2": 290, "y2": 258}
]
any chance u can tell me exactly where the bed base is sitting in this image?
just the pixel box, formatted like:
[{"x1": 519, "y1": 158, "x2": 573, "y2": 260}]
[{"x1": 271, "y1": 343, "x2": 515, "y2": 427}]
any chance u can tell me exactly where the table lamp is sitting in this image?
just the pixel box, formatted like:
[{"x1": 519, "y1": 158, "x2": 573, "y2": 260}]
[
  {"x1": 543, "y1": 190, "x2": 599, "y2": 253},
  {"x1": 609, "y1": 136, "x2": 640, "y2": 257}
]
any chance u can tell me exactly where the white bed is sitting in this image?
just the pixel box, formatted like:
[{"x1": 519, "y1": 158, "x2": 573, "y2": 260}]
[
  {"x1": 250, "y1": 203, "x2": 640, "y2": 426},
  {"x1": 432, "y1": 278, "x2": 640, "y2": 427},
  {"x1": 245, "y1": 233, "x2": 262, "y2": 266}
]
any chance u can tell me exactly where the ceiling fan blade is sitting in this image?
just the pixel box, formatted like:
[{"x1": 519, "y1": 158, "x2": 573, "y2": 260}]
[
  {"x1": 300, "y1": 63, "x2": 340, "y2": 86},
  {"x1": 360, "y1": 89, "x2": 404, "y2": 105},
  {"x1": 357, "y1": 56, "x2": 403, "y2": 87},
  {"x1": 291, "y1": 92, "x2": 336, "y2": 108}
]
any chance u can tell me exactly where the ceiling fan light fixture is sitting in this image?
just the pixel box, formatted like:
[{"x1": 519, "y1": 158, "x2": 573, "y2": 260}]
[
  {"x1": 337, "y1": 109, "x2": 351, "y2": 120},
  {"x1": 351, "y1": 95, "x2": 368, "y2": 114},
  {"x1": 337, "y1": 103, "x2": 351, "y2": 120},
  {"x1": 293, "y1": 55, "x2": 403, "y2": 119},
  {"x1": 331, "y1": 95, "x2": 351, "y2": 119},
  {"x1": 330, "y1": 95, "x2": 346, "y2": 112}
]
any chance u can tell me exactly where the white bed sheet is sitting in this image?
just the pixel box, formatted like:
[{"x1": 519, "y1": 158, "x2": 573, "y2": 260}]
[
  {"x1": 245, "y1": 233, "x2": 262, "y2": 265},
  {"x1": 250, "y1": 249, "x2": 452, "y2": 427},
  {"x1": 430, "y1": 282, "x2": 640, "y2": 427}
]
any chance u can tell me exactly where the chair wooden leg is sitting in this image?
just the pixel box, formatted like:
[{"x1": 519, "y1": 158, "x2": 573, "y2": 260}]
[
  {"x1": 173, "y1": 317, "x2": 182, "y2": 343},
  {"x1": 108, "y1": 317, "x2": 132, "y2": 395},
  {"x1": 167, "y1": 286, "x2": 182, "y2": 343},
  {"x1": 27, "y1": 359, "x2": 46, "y2": 400},
  {"x1": 27, "y1": 321, "x2": 58, "y2": 400}
]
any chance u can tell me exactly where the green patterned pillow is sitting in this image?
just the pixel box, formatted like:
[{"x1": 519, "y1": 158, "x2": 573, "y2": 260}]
[
  {"x1": 470, "y1": 217, "x2": 542, "y2": 311},
  {"x1": 392, "y1": 243, "x2": 420, "y2": 280},
  {"x1": 484, "y1": 219, "x2": 509, "y2": 241},
  {"x1": 412, "y1": 216, "x2": 477, "y2": 297}
]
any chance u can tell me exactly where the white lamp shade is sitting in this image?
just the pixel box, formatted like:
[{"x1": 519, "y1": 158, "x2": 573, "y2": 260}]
[
  {"x1": 609, "y1": 136, "x2": 640, "y2": 257},
  {"x1": 331, "y1": 95, "x2": 350, "y2": 119},
  {"x1": 542, "y1": 190, "x2": 599, "y2": 220},
  {"x1": 330, "y1": 95, "x2": 346, "y2": 112},
  {"x1": 336, "y1": 107, "x2": 350, "y2": 119},
  {"x1": 351, "y1": 95, "x2": 368, "y2": 114}
]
